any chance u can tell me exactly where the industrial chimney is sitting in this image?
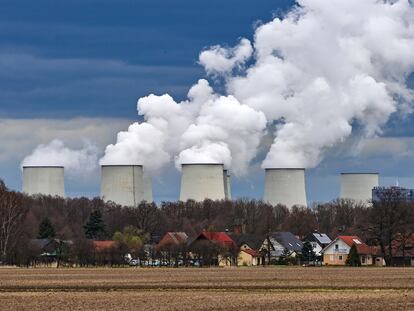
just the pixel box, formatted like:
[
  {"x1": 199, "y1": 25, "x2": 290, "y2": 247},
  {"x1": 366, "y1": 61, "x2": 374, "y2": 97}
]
[
  {"x1": 180, "y1": 163, "x2": 226, "y2": 201},
  {"x1": 263, "y1": 168, "x2": 307, "y2": 208},
  {"x1": 223, "y1": 169, "x2": 231, "y2": 200},
  {"x1": 22, "y1": 166, "x2": 65, "y2": 197},
  {"x1": 340, "y1": 173, "x2": 379, "y2": 202},
  {"x1": 101, "y1": 165, "x2": 152, "y2": 207}
]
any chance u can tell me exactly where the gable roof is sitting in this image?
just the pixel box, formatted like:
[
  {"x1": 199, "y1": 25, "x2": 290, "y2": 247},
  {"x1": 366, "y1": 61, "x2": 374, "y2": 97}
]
[
  {"x1": 228, "y1": 233, "x2": 262, "y2": 250},
  {"x1": 241, "y1": 248, "x2": 261, "y2": 257},
  {"x1": 270, "y1": 232, "x2": 303, "y2": 252},
  {"x1": 157, "y1": 232, "x2": 188, "y2": 248},
  {"x1": 308, "y1": 233, "x2": 331, "y2": 245},
  {"x1": 189, "y1": 231, "x2": 235, "y2": 248},
  {"x1": 322, "y1": 236, "x2": 380, "y2": 256},
  {"x1": 390, "y1": 233, "x2": 414, "y2": 257}
]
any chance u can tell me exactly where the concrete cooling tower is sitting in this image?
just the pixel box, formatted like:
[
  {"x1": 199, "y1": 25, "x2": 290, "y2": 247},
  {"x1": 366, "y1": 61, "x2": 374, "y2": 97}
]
[
  {"x1": 223, "y1": 170, "x2": 231, "y2": 200},
  {"x1": 340, "y1": 173, "x2": 379, "y2": 202},
  {"x1": 180, "y1": 163, "x2": 226, "y2": 201},
  {"x1": 22, "y1": 166, "x2": 65, "y2": 197},
  {"x1": 263, "y1": 168, "x2": 307, "y2": 208},
  {"x1": 101, "y1": 165, "x2": 152, "y2": 207}
]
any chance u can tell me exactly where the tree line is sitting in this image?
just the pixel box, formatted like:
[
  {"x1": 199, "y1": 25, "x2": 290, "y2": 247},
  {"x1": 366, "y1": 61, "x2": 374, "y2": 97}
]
[{"x1": 0, "y1": 179, "x2": 412, "y2": 266}]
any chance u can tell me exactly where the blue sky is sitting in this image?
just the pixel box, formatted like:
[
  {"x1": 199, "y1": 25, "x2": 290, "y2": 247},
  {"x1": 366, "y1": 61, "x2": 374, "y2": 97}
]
[{"x1": 1, "y1": 0, "x2": 414, "y2": 203}]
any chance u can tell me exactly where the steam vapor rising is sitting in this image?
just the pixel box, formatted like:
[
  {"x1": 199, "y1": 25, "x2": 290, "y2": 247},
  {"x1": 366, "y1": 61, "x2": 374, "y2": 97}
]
[
  {"x1": 22, "y1": 139, "x2": 98, "y2": 177},
  {"x1": 32, "y1": 0, "x2": 414, "y2": 177}
]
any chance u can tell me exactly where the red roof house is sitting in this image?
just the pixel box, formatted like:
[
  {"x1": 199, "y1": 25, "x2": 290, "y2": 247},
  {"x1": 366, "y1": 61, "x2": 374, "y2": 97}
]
[
  {"x1": 157, "y1": 232, "x2": 188, "y2": 250},
  {"x1": 322, "y1": 235, "x2": 384, "y2": 266}
]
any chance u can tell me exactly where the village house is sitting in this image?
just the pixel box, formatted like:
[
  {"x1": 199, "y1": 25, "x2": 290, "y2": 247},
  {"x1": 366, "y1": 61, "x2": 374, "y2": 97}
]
[
  {"x1": 260, "y1": 232, "x2": 303, "y2": 264},
  {"x1": 390, "y1": 233, "x2": 414, "y2": 266},
  {"x1": 188, "y1": 230, "x2": 237, "y2": 267},
  {"x1": 304, "y1": 232, "x2": 332, "y2": 258},
  {"x1": 228, "y1": 233, "x2": 263, "y2": 266},
  {"x1": 157, "y1": 232, "x2": 188, "y2": 250},
  {"x1": 322, "y1": 236, "x2": 384, "y2": 266}
]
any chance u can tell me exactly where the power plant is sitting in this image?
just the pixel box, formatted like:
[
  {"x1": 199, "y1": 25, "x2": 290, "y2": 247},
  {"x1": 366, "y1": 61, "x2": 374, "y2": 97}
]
[
  {"x1": 17, "y1": 165, "x2": 387, "y2": 205},
  {"x1": 340, "y1": 173, "x2": 379, "y2": 202},
  {"x1": 263, "y1": 168, "x2": 307, "y2": 208},
  {"x1": 22, "y1": 166, "x2": 65, "y2": 197},
  {"x1": 100, "y1": 165, "x2": 152, "y2": 207},
  {"x1": 180, "y1": 163, "x2": 226, "y2": 201},
  {"x1": 223, "y1": 169, "x2": 231, "y2": 200}
]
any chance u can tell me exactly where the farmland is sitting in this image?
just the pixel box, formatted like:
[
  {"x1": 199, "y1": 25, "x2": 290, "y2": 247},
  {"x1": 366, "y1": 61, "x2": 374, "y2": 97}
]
[{"x1": 0, "y1": 267, "x2": 413, "y2": 310}]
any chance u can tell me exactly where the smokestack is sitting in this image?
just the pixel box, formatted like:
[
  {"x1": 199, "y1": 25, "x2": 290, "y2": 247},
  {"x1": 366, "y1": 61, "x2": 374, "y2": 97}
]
[
  {"x1": 263, "y1": 168, "x2": 307, "y2": 208},
  {"x1": 223, "y1": 169, "x2": 231, "y2": 200},
  {"x1": 340, "y1": 173, "x2": 379, "y2": 202},
  {"x1": 22, "y1": 166, "x2": 65, "y2": 197},
  {"x1": 180, "y1": 163, "x2": 226, "y2": 201},
  {"x1": 101, "y1": 165, "x2": 152, "y2": 207}
]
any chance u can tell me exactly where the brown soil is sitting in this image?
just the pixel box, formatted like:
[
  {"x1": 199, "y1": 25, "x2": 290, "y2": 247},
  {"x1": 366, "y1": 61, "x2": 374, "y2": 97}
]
[{"x1": 0, "y1": 267, "x2": 413, "y2": 310}]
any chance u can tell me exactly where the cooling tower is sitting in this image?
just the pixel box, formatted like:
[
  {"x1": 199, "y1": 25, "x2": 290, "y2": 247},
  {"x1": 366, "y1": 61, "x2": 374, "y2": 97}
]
[
  {"x1": 263, "y1": 168, "x2": 307, "y2": 208},
  {"x1": 223, "y1": 170, "x2": 231, "y2": 200},
  {"x1": 340, "y1": 173, "x2": 379, "y2": 202},
  {"x1": 143, "y1": 176, "x2": 153, "y2": 202},
  {"x1": 22, "y1": 166, "x2": 65, "y2": 197},
  {"x1": 180, "y1": 163, "x2": 226, "y2": 201},
  {"x1": 101, "y1": 165, "x2": 152, "y2": 207}
]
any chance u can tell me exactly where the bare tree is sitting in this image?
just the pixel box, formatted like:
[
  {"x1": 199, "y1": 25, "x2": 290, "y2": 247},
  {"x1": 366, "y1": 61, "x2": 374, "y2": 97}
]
[{"x1": 0, "y1": 184, "x2": 27, "y2": 263}]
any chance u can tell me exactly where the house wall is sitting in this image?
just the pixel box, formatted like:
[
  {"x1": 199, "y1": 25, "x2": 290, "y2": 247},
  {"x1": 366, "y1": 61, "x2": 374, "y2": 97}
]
[
  {"x1": 360, "y1": 254, "x2": 373, "y2": 266},
  {"x1": 310, "y1": 242, "x2": 323, "y2": 256},
  {"x1": 238, "y1": 251, "x2": 257, "y2": 266},
  {"x1": 323, "y1": 239, "x2": 350, "y2": 265}
]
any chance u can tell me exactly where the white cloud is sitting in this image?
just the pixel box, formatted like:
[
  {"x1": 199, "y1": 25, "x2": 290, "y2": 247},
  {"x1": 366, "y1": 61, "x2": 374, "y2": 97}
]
[{"x1": 0, "y1": 117, "x2": 131, "y2": 163}]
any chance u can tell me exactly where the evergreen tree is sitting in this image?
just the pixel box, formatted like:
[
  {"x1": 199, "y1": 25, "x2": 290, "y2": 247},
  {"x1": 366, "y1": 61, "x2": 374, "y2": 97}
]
[
  {"x1": 84, "y1": 210, "x2": 106, "y2": 239},
  {"x1": 38, "y1": 217, "x2": 55, "y2": 239},
  {"x1": 301, "y1": 241, "x2": 315, "y2": 263},
  {"x1": 346, "y1": 244, "x2": 361, "y2": 266}
]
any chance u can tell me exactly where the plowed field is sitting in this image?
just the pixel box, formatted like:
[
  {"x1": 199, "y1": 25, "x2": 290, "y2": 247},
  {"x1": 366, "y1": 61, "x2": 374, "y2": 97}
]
[{"x1": 0, "y1": 267, "x2": 413, "y2": 310}]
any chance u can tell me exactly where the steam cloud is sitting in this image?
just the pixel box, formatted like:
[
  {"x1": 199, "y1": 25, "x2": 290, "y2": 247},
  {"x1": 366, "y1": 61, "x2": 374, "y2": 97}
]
[
  {"x1": 102, "y1": 0, "x2": 414, "y2": 173},
  {"x1": 22, "y1": 139, "x2": 98, "y2": 177}
]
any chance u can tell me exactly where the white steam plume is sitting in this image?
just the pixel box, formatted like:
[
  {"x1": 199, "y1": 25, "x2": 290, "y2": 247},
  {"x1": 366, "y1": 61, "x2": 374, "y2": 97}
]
[
  {"x1": 201, "y1": 0, "x2": 414, "y2": 168},
  {"x1": 21, "y1": 139, "x2": 98, "y2": 177},
  {"x1": 101, "y1": 79, "x2": 266, "y2": 176},
  {"x1": 102, "y1": 0, "x2": 414, "y2": 176}
]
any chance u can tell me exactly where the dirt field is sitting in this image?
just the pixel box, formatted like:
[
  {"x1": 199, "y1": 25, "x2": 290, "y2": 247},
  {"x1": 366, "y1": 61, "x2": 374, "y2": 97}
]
[{"x1": 0, "y1": 267, "x2": 413, "y2": 310}]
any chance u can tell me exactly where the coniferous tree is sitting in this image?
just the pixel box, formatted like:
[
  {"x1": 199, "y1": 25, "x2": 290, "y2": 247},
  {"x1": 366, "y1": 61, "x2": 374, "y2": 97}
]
[
  {"x1": 301, "y1": 241, "x2": 315, "y2": 263},
  {"x1": 84, "y1": 210, "x2": 106, "y2": 239},
  {"x1": 346, "y1": 244, "x2": 361, "y2": 266},
  {"x1": 38, "y1": 217, "x2": 55, "y2": 239}
]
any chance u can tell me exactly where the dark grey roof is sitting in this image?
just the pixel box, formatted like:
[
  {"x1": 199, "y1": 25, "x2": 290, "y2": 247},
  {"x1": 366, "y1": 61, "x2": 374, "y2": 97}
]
[
  {"x1": 270, "y1": 232, "x2": 303, "y2": 252},
  {"x1": 228, "y1": 233, "x2": 262, "y2": 250},
  {"x1": 311, "y1": 233, "x2": 331, "y2": 245},
  {"x1": 305, "y1": 233, "x2": 332, "y2": 245}
]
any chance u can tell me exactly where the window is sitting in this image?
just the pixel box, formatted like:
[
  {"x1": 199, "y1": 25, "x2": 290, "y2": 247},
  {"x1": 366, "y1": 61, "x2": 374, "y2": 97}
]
[
  {"x1": 335, "y1": 244, "x2": 339, "y2": 249},
  {"x1": 339, "y1": 255, "x2": 343, "y2": 261}
]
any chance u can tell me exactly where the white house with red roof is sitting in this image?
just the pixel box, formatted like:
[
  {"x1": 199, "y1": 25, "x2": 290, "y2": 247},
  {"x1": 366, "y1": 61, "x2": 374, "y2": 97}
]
[{"x1": 322, "y1": 235, "x2": 384, "y2": 266}]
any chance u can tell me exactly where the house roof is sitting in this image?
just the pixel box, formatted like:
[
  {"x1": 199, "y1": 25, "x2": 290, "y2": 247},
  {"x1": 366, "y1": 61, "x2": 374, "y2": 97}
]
[
  {"x1": 322, "y1": 236, "x2": 381, "y2": 256},
  {"x1": 157, "y1": 232, "x2": 188, "y2": 248},
  {"x1": 270, "y1": 232, "x2": 303, "y2": 252},
  {"x1": 93, "y1": 240, "x2": 117, "y2": 251},
  {"x1": 189, "y1": 231, "x2": 235, "y2": 248},
  {"x1": 228, "y1": 233, "x2": 262, "y2": 250},
  {"x1": 241, "y1": 248, "x2": 261, "y2": 257},
  {"x1": 309, "y1": 233, "x2": 331, "y2": 245},
  {"x1": 390, "y1": 233, "x2": 414, "y2": 257}
]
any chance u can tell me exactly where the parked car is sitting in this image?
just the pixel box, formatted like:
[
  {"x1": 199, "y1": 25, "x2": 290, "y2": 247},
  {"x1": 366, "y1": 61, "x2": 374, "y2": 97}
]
[{"x1": 129, "y1": 259, "x2": 139, "y2": 266}]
